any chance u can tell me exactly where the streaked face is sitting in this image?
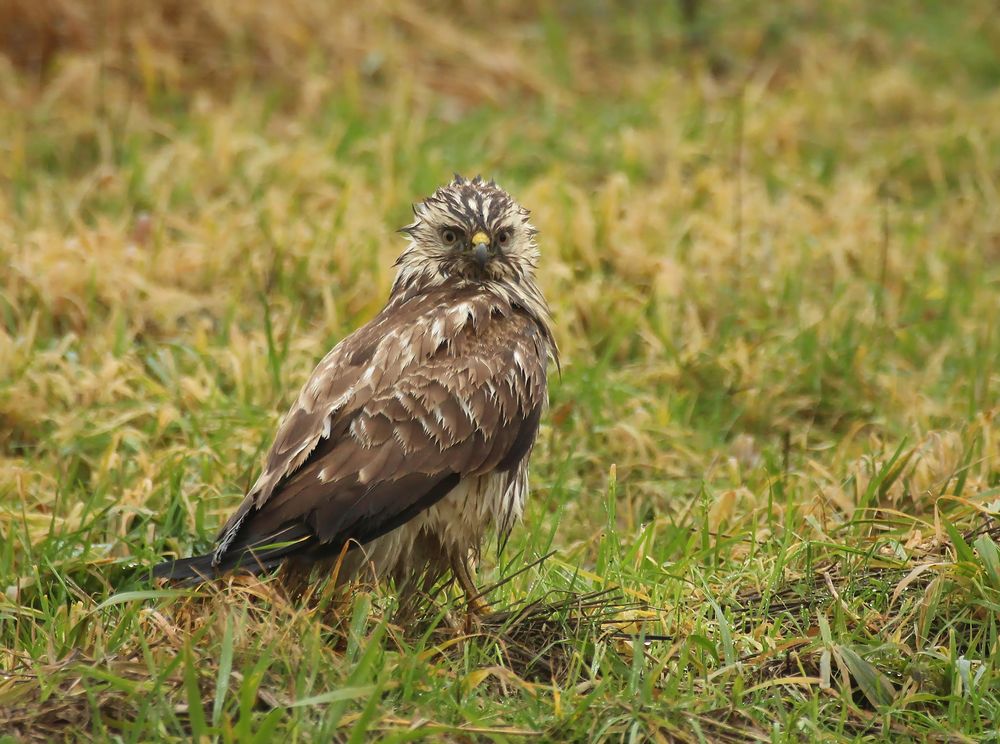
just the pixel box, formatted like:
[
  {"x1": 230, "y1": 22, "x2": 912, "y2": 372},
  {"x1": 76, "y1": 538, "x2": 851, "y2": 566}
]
[{"x1": 401, "y1": 176, "x2": 539, "y2": 282}]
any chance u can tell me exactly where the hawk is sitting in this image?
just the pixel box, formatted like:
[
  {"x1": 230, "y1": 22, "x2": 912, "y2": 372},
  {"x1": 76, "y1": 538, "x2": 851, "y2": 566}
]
[{"x1": 153, "y1": 176, "x2": 558, "y2": 611}]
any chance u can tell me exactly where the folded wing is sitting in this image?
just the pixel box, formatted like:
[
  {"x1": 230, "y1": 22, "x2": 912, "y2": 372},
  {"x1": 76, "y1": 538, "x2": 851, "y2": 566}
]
[{"x1": 154, "y1": 287, "x2": 550, "y2": 581}]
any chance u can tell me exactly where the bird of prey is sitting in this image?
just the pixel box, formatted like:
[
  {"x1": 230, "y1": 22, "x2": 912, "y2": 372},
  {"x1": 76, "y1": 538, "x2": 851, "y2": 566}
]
[{"x1": 153, "y1": 175, "x2": 558, "y2": 611}]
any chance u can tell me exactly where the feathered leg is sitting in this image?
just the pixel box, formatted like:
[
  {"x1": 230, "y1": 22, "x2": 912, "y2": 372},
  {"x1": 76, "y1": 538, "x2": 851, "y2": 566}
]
[{"x1": 451, "y1": 551, "x2": 491, "y2": 615}]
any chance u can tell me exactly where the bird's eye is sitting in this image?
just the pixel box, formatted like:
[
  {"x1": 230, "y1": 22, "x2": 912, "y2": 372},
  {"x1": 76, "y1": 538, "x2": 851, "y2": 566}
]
[
  {"x1": 441, "y1": 228, "x2": 460, "y2": 245},
  {"x1": 497, "y1": 228, "x2": 511, "y2": 246}
]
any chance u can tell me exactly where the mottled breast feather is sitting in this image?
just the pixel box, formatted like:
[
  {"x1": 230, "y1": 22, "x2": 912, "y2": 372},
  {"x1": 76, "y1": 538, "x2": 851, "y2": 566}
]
[{"x1": 212, "y1": 282, "x2": 554, "y2": 566}]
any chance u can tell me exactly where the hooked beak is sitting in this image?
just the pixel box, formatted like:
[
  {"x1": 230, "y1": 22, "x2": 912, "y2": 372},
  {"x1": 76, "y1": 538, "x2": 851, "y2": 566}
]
[{"x1": 471, "y1": 231, "x2": 490, "y2": 268}]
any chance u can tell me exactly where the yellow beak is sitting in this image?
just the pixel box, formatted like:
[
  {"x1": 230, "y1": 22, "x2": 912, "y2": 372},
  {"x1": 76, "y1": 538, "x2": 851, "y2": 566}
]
[{"x1": 471, "y1": 231, "x2": 490, "y2": 247}]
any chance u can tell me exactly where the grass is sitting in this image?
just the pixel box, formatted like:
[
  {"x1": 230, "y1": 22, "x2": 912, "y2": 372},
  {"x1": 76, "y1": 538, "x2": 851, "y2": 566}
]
[{"x1": 1, "y1": 0, "x2": 999, "y2": 740}]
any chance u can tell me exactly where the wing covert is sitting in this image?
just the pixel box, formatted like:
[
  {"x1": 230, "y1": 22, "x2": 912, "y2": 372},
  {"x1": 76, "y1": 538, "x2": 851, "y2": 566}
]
[{"x1": 214, "y1": 288, "x2": 550, "y2": 566}]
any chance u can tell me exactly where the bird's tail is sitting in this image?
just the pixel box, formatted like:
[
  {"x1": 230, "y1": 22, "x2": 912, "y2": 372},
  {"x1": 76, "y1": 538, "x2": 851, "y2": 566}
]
[
  {"x1": 152, "y1": 525, "x2": 313, "y2": 583},
  {"x1": 152, "y1": 551, "x2": 233, "y2": 582}
]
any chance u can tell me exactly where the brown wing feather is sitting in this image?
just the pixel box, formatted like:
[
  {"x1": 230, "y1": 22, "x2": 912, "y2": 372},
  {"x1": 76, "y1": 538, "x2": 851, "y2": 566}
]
[{"x1": 213, "y1": 285, "x2": 550, "y2": 566}]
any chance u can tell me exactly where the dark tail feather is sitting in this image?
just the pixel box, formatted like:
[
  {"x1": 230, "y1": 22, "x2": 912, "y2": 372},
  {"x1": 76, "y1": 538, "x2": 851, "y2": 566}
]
[
  {"x1": 152, "y1": 525, "x2": 314, "y2": 584},
  {"x1": 152, "y1": 552, "x2": 237, "y2": 583}
]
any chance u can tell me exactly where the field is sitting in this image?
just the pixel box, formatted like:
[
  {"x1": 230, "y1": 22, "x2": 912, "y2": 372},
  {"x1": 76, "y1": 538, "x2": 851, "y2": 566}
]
[{"x1": 2, "y1": 1, "x2": 1000, "y2": 741}]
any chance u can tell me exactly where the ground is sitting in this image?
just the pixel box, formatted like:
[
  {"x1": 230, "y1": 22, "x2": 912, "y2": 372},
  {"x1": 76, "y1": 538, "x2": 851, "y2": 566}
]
[{"x1": 1, "y1": 1, "x2": 999, "y2": 741}]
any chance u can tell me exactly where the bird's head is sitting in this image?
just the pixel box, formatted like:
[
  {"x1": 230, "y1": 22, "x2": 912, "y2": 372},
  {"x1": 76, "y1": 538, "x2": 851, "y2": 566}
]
[{"x1": 394, "y1": 175, "x2": 539, "y2": 290}]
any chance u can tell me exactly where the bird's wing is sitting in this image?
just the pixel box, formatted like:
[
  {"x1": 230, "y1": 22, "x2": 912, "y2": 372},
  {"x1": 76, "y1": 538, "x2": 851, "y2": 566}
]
[{"x1": 213, "y1": 287, "x2": 550, "y2": 565}]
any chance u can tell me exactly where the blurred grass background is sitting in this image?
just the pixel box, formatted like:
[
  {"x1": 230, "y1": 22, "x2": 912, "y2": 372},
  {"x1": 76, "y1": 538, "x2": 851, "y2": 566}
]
[{"x1": 1, "y1": 1, "x2": 999, "y2": 740}]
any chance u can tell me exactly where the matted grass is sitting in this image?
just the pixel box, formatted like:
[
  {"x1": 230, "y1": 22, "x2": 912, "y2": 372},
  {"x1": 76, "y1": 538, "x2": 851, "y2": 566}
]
[{"x1": 1, "y1": 1, "x2": 999, "y2": 741}]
